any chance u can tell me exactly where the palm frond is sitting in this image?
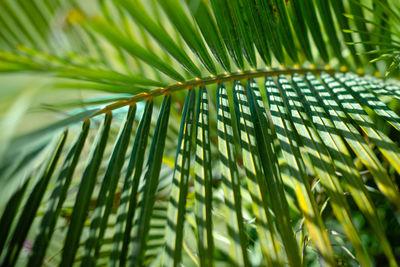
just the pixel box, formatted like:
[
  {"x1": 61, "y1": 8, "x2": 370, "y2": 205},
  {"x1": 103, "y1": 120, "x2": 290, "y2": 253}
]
[{"x1": 1, "y1": 0, "x2": 400, "y2": 266}]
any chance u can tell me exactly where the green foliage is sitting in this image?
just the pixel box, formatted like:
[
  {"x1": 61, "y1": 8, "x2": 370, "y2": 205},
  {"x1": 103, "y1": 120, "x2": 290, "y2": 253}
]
[{"x1": 1, "y1": 0, "x2": 400, "y2": 266}]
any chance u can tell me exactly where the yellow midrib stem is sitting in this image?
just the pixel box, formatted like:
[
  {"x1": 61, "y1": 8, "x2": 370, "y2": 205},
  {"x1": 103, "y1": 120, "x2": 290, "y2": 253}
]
[{"x1": 93, "y1": 67, "x2": 339, "y2": 116}]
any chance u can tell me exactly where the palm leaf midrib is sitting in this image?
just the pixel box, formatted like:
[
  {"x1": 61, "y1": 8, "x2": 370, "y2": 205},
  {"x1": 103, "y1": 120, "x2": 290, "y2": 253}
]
[{"x1": 94, "y1": 66, "x2": 340, "y2": 116}]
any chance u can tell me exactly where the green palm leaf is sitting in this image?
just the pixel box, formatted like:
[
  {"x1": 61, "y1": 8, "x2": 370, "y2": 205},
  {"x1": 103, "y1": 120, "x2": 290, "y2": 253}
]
[{"x1": 1, "y1": 0, "x2": 400, "y2": 266}]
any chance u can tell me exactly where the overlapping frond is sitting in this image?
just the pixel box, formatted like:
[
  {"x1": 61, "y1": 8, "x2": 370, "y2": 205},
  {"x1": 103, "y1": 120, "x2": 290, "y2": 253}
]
[
  {"x1": 1, "y1": 72, "x2": 400, "y2": 266},
  {"x1": 0, "y1": 0, "x2": 391, "y2": 94}
]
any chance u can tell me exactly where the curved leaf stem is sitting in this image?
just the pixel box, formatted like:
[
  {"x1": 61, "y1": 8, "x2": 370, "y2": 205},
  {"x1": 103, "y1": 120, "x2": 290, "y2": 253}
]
[{"x1": 93, "y1": 66, "x2": 339, "y2": 117}]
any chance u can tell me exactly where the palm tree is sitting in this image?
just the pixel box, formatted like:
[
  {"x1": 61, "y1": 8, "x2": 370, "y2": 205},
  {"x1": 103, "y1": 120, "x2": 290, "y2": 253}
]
[{"x1": 1, "y1": 0, "x2": 400, "y2": 266}]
